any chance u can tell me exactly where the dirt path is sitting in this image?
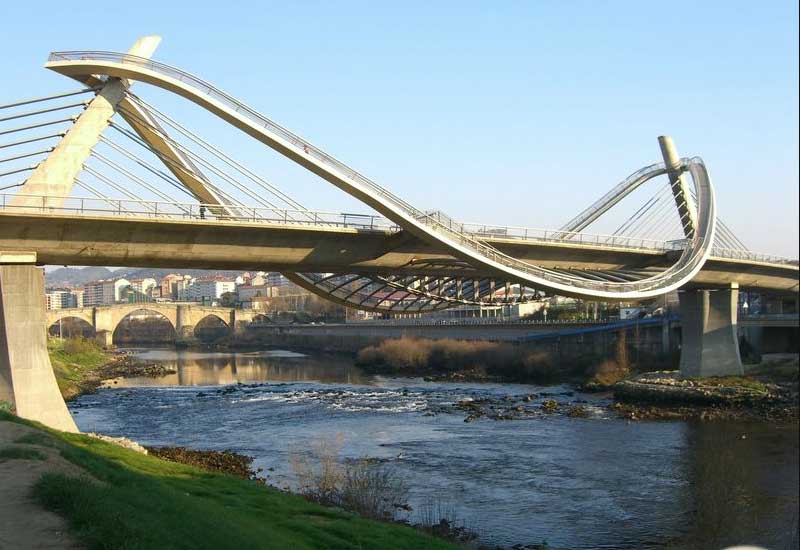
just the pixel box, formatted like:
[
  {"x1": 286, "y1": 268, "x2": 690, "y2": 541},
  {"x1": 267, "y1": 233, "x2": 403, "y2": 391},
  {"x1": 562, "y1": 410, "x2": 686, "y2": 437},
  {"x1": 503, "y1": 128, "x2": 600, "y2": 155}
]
[{"x1": 0, "y1": 420, "x2": 84, "y2": 550}]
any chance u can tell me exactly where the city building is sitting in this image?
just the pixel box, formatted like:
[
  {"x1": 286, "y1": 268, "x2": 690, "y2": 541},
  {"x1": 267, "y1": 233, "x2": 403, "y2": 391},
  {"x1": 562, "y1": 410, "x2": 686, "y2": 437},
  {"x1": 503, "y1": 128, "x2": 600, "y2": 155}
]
[
  {"x1": 159, "y1": 273, "x2": 192, "y2": 301},
  {"x1": 83, "y1": 278, "x2": 131, "y2": 306},
  {"x1": 128, "y1": 278, "x2": 157, "y2": 302},
  {"x1": 236, "y1": 283, "x2": 272, "y2": 302},
  {"x1": 266, "y1": 272, "x2": 290, "y2": 290},
  {"x1": 44, "y1": 288, "x2": 84, "y2": 310},
  {"x1": 186, "y1": 277, "x2": 236, "y2": 304}
]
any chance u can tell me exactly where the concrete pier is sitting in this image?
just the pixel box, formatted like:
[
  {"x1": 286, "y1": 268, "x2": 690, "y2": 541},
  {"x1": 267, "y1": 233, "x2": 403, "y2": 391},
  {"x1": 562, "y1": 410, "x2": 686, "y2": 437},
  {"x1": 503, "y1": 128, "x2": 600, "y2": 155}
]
[
  {"x1": 679, "y1": 284, "x2": 744, "y2": 377},
  {"x1": 0, "y1": 265, "x2": 77, "y2": 432}
]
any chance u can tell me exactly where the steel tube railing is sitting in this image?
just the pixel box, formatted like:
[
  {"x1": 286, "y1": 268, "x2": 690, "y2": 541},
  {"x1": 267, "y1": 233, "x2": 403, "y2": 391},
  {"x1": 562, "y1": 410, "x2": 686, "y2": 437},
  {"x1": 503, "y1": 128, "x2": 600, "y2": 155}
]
[{"x1": 1, "y1": 191, "x2": 795, "y2": 265}]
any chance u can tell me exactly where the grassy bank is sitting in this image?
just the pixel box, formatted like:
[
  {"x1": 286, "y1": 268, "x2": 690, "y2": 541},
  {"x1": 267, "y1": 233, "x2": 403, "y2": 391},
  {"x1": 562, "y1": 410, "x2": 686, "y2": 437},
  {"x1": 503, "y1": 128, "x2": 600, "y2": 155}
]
[
  {"x1": 48, "y1": 338, "x2": 112, "y2": 400},
  {"x1": 0, "y1": 410, "x2": 457, "y2": 550}
]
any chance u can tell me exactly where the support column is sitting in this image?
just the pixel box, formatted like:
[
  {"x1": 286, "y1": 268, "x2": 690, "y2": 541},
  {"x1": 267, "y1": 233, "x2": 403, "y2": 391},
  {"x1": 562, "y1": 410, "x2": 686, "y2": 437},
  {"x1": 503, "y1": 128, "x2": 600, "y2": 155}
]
[
  {"x1": 678, "y1": 284, "x2": 743, "y2": 377},
  {"x1": 661, "y1": 317, "x2": 671, "y2": 354},
  {"x1": 0, "y1": 262, "x2": 77, "y2": 432},
  {"x1": 658, "y1": 135, "x2": 698, "y2": 239},
  {"x1": 175, "y1": 305, "x2": 195, "y2": 339}
]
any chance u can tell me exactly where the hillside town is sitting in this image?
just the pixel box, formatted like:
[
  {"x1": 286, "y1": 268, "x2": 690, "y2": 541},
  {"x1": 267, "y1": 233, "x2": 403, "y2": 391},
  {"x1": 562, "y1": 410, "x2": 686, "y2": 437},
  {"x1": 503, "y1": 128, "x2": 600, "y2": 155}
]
[{"x1": 45, "y1": 271, "x2": 349, "y2": 314}]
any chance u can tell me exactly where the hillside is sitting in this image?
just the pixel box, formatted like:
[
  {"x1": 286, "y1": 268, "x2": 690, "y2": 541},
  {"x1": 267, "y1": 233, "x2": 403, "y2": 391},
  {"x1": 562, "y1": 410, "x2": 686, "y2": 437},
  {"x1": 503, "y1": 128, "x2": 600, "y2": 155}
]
[{"x1": 45, "y1": 266, "x2": 245, "y2": 287}]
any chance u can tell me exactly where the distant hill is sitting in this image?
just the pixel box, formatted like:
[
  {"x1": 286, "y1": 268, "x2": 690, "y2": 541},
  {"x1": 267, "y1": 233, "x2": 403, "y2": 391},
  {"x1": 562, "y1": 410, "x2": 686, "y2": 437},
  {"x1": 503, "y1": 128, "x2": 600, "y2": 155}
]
[
  {"x1": 46, "y1": 267, "x2": 113, "y2": 287},
  {"x1": 45, "y1": 266, "x2": 247, "y2": 287}
]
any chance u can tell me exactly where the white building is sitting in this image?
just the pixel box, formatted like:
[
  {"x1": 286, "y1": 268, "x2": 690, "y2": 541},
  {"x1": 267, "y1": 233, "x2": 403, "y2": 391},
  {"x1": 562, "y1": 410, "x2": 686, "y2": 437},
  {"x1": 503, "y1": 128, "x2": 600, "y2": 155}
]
[
  {"x1": 83, "y1": 278, "x2": 131, "y2": 306},
  {"x1": 128, "y1": 278, "x2": 157, "y2": 301},
  {"x1": 237, "y1": 284, "x2": 272, "y2": 302},
  {"x1": 186, "y1": 278, "x2": 236, "y2": 303},
  {"x1": 45, "y1": 289, "x2": 83, "y2": 310},
  {"x1": 266, "y1": 272, "x2": 290, "y2": 289}
]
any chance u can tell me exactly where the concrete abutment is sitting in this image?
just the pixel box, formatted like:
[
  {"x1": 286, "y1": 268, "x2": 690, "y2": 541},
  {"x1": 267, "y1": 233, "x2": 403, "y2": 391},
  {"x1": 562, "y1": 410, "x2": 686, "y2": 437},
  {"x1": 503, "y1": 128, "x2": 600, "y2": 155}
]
[{"x1": 0, "y1": 265, "x2": 77, "y2": 432}]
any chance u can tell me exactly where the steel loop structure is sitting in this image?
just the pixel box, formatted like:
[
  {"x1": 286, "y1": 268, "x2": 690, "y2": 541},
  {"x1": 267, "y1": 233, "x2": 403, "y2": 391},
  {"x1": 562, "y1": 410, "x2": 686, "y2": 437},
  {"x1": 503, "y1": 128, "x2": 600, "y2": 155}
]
[{"x1": 1, "y1": 44, "x2": 795, "y2": 314}]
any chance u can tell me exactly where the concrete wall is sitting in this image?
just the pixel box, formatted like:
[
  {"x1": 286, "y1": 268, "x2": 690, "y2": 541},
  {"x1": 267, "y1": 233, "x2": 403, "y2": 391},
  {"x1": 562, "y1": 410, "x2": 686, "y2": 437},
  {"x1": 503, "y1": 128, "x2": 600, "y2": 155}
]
[
  {"x1": 0, "y1": 266, "x2": 77, "y2": 431},
  {"x1": 239, "y1": 321, "x2": 669, "y2": 359}
]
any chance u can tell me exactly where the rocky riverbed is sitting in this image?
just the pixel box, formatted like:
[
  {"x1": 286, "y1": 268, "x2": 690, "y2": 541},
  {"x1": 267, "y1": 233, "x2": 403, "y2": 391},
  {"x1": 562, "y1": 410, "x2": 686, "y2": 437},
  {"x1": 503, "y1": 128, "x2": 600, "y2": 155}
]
[{"x1": 611, "y1": 370, "x2": 799, "y2": 422}]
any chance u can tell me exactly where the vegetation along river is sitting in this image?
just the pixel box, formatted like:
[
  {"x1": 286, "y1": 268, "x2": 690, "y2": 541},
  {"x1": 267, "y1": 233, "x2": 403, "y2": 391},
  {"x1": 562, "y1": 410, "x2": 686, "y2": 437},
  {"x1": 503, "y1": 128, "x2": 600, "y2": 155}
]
[{"x1": 69, "y1": 348, "x2": 799, "y2": 550}]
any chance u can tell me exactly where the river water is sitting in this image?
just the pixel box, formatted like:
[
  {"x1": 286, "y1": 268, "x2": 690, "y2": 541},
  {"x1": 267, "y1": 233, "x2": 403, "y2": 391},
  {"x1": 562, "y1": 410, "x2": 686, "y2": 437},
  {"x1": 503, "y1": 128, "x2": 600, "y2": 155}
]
[{"x1": 69, "y1": 348, "x2": 799, "y2": 550}]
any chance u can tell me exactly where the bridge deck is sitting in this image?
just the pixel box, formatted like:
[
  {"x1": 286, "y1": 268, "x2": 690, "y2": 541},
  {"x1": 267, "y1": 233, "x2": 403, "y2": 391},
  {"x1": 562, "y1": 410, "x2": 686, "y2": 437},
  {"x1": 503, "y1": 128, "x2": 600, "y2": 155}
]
[{"x1": 2, "y1": 211, "x2": 796, "y2": 293}]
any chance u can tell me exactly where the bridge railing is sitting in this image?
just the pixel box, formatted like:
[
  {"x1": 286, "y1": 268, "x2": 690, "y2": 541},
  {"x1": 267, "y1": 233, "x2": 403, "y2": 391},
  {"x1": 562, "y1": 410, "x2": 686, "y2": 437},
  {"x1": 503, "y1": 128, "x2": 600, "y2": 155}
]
[
  {"x1": 3, "y1": 192, "x2": 797, "y2": 267},
  {"x1": 45, "y1": 51, "x2": 798, "y2": 282},
  {"x1": 708, "y1": 247, "x2": 798, "y2": 266},
  {"x1": 0, "y1": 193, "x2": 398, "y2": 231},
  {"x1": 48, "y1": 51, "x2": 691, "y2": 295},
  {"x1": 0, "y1": 192, "x2": 682, "y2": 252},
  {"x1": 458, "y1": 221, "x2": 682, "y2": 252}
]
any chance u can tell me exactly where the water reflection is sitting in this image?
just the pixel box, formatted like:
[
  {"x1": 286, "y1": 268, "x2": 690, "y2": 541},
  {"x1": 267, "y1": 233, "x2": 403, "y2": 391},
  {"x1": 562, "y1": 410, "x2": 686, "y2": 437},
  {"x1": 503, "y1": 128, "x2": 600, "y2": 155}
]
[
  {"x1": 673, "y1": 422, "x2": 799, "y2": 550},
  {"x1": 107, "y1": 348, "x2": 374, "y2": 387}
]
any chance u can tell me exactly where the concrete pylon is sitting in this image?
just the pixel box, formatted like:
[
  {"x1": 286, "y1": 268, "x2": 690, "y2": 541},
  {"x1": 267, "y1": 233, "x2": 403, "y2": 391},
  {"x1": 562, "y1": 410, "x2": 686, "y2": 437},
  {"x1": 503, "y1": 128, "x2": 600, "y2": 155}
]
[
  {"x1": 0, "y1": 264, "x2": 78, "y2": 432},
  {"x1": 678, "y1": 283, "x2": 744, "y2": 377},
  {"x1": 10, "y1": 36, "x2": 161, "y2": 210},
  {"x1": 658, "y1": 136, "x2": 698, "y2": 240}
]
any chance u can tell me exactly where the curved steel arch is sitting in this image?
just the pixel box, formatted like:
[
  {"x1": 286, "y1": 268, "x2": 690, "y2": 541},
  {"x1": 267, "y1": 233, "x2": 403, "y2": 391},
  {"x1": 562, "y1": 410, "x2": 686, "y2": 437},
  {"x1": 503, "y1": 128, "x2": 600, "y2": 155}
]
[
  {"x1": 285, "y1": 272, "x2": 541, "y2": 314},
  {"x1": 45, "y1": 51, "x2": 717, "y2": 301}
]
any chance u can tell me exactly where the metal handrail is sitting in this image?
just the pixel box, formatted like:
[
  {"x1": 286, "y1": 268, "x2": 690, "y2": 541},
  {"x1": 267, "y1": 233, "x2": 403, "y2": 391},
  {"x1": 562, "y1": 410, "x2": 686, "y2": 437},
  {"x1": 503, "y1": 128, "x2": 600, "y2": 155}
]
[
  {"x1": 0, "y1": 193, "x2": 395, "y2": 231},
  {"x1": 44, "y1": 52, "x2": 797, "y2": 292},
  {"x1": 0, "y1": 192, "x2": 681, "y2": 254},
  {"x1": 2, "y1": 190, "x2": 794, "y2": 266}
]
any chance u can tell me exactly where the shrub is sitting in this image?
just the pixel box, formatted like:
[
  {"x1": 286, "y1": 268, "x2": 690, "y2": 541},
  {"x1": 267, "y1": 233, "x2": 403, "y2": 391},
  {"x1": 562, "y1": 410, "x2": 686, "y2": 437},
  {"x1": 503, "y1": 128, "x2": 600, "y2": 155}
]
[
  {"x1": 62, "y1": 337, "x2": 100, "y2": 355},
  {"x1": 290, "y1": 436, "x2": 409, "y2": 520},
  {"x1": 589, "y1": 359, "x2": 629, "y2": 386}
]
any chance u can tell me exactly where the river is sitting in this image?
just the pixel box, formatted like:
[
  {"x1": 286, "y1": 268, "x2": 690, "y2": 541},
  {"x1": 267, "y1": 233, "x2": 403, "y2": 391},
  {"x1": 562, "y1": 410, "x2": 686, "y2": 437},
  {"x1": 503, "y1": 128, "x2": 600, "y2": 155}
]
[{"x1": 69, "y1": 348, "x2": 799, "y2": 550}]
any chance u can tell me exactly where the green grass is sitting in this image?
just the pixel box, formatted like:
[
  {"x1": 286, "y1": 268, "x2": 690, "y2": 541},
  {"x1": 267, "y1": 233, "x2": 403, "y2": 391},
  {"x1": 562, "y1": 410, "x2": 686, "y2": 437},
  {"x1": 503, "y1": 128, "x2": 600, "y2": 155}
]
[
  {"x1": 0, "y1": 445, "x2": 47, "y2": 461},
  {"x1": 0, "y1": 411, "x2": 456, "y2": 550},
  {"x1": 47, "y1": 338, "x2": 110, "y2": 398},
  {"x1": 15, "y1": 432, "x2": 59, "y2": 447},
  {"x1": 696, "y1": 376, "x2": 769, "y2": 392}
]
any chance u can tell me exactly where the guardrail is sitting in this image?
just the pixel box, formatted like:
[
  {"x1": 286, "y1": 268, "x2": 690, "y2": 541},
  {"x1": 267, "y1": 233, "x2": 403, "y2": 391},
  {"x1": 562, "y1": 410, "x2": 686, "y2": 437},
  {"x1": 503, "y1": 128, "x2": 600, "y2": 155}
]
[
  {"x1": 44, "y1": 51, "x2": 799, "y2": 287},
  {"x1": 0, "y1": 192, "x2": 680, "y2": 252},
  {"x1": 45, "y1": 51, "x2": 712, "y2": 297},
  {"x1": 710, "y1": 247, "x2": 798, "y2": 266},
  {"x1": 3, "y1": 191, "x2": 797, "y2": 267},
  {"x1": 0, "y1": 193, "x2": 397, "y2": 231}
]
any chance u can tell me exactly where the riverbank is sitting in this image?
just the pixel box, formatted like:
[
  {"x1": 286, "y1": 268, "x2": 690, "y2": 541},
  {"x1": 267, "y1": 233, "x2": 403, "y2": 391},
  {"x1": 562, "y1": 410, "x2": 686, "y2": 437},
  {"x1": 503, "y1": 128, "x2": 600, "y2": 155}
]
[
  {"x1": 0, "y1": 410, "x2": 459, "y2": 550},
  {"x1": 48, "y1": 338, "x2": 175, "y2": 401}
]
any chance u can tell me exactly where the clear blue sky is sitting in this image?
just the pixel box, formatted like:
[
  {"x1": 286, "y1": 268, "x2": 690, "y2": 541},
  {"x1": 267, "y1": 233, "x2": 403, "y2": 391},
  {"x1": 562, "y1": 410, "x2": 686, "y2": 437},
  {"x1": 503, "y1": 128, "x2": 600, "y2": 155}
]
[{"x1": 2, "y1": 1, "x2": 798, "y2": 256}]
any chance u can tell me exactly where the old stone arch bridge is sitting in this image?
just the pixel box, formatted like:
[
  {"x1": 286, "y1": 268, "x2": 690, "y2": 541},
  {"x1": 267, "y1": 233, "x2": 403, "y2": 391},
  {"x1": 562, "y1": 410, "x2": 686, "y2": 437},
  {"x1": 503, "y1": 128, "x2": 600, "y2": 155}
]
[{"x1": 46, "y1": 303, "x2": 264, "y2": 344}]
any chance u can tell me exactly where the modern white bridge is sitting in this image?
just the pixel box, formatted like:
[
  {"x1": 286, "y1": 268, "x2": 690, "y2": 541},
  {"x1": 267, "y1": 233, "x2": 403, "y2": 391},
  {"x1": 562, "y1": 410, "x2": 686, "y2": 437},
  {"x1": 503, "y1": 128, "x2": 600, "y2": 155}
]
[{"x1": 1, "y1": 36, "x2": 797, "y2": 431}]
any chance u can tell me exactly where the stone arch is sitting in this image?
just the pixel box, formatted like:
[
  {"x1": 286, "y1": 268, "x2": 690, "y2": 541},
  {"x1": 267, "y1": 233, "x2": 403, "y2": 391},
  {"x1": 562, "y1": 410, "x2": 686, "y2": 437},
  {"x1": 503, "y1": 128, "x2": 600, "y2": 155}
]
[
  {"x1": 101, "y1": 304, "x2": 178, "y2": 334},
  {"x1": 45, "y1": 308, "x2": 93, "y2": 332},
  {"x1": 111, "y1": 307, "x2": 177, "y2": 345},
  {"x1": 193, "y1": 314, "x2": 232, "y2": 343},
  {"x1": 47, "y1": 316, "x2": 95, "y2": 338},
  {"x1": 195, "y1": 313, "x2": 230, "y2": 327}
]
